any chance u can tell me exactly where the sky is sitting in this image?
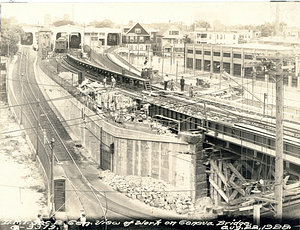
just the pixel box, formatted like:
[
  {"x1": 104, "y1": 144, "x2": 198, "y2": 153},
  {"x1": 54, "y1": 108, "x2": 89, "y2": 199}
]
[{"x1": 1, "y1": 1, "x2": 300, "y2": 28}]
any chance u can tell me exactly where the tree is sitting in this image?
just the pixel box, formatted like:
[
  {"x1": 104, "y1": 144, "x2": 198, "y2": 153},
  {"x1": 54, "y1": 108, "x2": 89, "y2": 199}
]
[
  {"x1": 96, "y1": 19, "x2": 114, "y2": 28},
  {"x1": 188, "y1": 20, "x2": 211, "y2": 31},
  {"x1": 174, "y1": 21, "x2": 187, "y2": 31},
  {"x1": 279, "y1": 22, "x2": 287, "y2": 32},
  {"x1": 258, "y1": 22, "x2": 275, "y2": 37},
  {"x1": 195, "y1": 20, "x2": 211, "y2": 29},
  {"x1": 53, "y1": 20, "x2": 75, "y2": 27},
  {"x1": 1, "y1": 17, "x2": 24, "y2": 56}
]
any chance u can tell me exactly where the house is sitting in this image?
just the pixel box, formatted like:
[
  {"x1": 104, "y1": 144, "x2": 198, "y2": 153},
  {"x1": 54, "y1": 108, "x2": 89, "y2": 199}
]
[
  {"x1": 193, "y1": 30, "x2": 239, "y2": 45},
  {"x1": 122, "y1": 23, "x2": 151, "y2": 54},
  {"x1": 156, "y1": 23, "x2": 185, "y2": 56}
]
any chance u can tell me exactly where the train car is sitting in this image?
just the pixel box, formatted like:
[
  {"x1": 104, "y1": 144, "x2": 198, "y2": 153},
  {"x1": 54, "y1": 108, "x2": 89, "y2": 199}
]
[{"x1": 55, "y1": 36, "x2": 68, "y2": 53}]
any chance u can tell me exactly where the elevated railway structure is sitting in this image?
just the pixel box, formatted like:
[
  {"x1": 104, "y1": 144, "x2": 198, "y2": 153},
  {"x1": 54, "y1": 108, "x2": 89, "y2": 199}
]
[{"x1": 60, "y1": 47, "x2": 300, "y2": 216}]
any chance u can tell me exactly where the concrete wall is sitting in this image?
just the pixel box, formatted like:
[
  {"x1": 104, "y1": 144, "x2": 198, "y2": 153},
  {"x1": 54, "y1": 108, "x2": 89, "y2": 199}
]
[{"x1": 36, "y1": 63, "x2": 197, "y2": 193}]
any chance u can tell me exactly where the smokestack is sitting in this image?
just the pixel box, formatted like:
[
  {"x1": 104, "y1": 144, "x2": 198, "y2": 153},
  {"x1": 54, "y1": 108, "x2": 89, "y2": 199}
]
[{"x1": 275, "y1": 3, "x2": 279, "y2": 36}]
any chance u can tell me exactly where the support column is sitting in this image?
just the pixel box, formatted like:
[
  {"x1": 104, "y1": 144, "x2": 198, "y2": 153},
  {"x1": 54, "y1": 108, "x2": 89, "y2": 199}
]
[
  {"x1": 195, "y1": 140, "x2": 206, "y2": 200},
  {"x1": 265, "y1": 74, "x2": 269, "y2": 82},
  {"x1": 288, "y1": 75, "x2": 292, "y2": 87},
  {"x1": 241, "y1": 48, "x2": 245, "y2": 78},
  {"x1": 230, "y1": 47, "x2": 234, "y2": 75},
  {"x1": 220, "y1": 47, "x2": 224, "y2": 89},
  {"x1": 295, "y1": 55, "x2": 299, "y2": 89},
  {"x1": 210, "y1": 46, "x2": 213, "y2": 74},
  {"x1": 193, "y1": 43, "x2": 196, "y2": 75},
  {"x1": 201, "y1": 44, "x2": 204, "y2": 73}
]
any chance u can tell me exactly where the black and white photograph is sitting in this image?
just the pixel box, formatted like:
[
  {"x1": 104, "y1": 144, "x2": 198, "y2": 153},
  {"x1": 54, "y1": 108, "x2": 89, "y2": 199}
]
[{"x1": 1, "y1": 1, "x2": 300, "y2": 229}]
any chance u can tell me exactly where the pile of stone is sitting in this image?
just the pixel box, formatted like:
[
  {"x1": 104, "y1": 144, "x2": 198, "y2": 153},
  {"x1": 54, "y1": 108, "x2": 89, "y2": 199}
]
[{"x1": 101, "y1": 170, "x2": 195, "y2": 215}]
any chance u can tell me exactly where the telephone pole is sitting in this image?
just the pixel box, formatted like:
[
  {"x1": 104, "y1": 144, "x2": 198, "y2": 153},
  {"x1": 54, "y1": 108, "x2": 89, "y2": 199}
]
[
  {"x1": 274, "y1": 58, "x2": 283, "y2": 222},
  {"x1": 50, "y1": 138, "x2": 55, "y2": 215}
]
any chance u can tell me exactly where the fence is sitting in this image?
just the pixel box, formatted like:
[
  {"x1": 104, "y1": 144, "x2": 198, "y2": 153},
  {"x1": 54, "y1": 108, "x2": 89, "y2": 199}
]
[{"x1": 7, "y1": 55, "x2": 51, "y2": 202}]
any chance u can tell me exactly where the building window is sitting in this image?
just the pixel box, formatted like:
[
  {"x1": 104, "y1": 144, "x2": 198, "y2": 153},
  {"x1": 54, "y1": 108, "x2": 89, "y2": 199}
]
[
  {"x1": 220, "y1": 35, "x2": 223, "y2": 39},
  {"x1": 201, "y1": 34, "x2": 207, "y2": 38},
  {"x1": 209, "y1": 34, "x2": 212, "y2": 40},
  {"x1": 140, "y1": 45, "x2": 143, "y2": 50},
  {"x1": 135, "y1": 28, "x2": 141, "y2": 34},
  {"x1": 217, "y1": 35, "x2": 219, "y2": 39},
  {"x1": 213, "y1": 52, "x2": 220, "y2": 56},
  {"x1": 187, "y1": 58, "x2": 193, "y2": 68},
  {"x1": 135, "y1": 45, "x2": 138, "y2": 50},
  {"x1": 234, "y1": 53, "x2": 242, "y2": 59},
  {"x1": 224, "y1": 35, "x2": 225, "y2": 39},
  {"x1": 187, "y1": 49, "x2": 193, "y2": 54},
  {"x1": 139, "y1": 36, "x2": 144, "y2": 42},
  {"x1": 196, "y1": 59, "x2": 201, "y2": 70},
  {"x1": 233, "y1": 35, "x2": 236, "y2": 40},
  {"x1": 223, "y1": 53, "x2": 231, "y2": 58},
  {"x1": 197, "y1": 33, "x2": 201, "y2": 38},
  {"x1": 130, "y1": 36, "x2": 134, "y2": 42},
  {"x1": 204, "y1": 51, "x2": 211, "y2": 56},
  {"x1": 99, "y1": 33, "x2": 105, "y2": 36},
  {"x1": 196, "y1": 50, "x2": 202, "y2": 55},
  {"x1": 245, "y1": 54, "x2": 253, "y2": 59},
  {"x1": 169, "y1": 31, "x2": 179, "y2": 35}
]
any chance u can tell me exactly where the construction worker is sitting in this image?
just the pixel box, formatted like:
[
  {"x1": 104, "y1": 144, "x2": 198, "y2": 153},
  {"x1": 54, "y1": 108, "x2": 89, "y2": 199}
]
[
  {"x1": 189, "y1": 83, "x2": 194, "y2": 98},
  {"x1": 103, "y1": 77, "x2": 107, "y2": 88},
  {"x1": 170, "y1": 79, "x2": 175, "y2": 91},
  {"x1": 180, "y1": 76, "x2": 185, "y2": 92},
  {"x1": 163, "y1": 75, "x2": 169, "y2": 90},
  {"x1": 111, "y1": 76, "x2": 116, "y2": 88}
]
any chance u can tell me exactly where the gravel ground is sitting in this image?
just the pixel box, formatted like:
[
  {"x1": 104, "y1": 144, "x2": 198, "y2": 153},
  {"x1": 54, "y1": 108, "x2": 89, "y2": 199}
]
[{"x1": 0, "y1": 101, "x2": 47, "y2": 220}]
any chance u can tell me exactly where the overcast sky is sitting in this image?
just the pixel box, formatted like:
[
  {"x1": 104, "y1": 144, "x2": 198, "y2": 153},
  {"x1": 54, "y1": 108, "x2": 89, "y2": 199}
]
[{"x1": 1, "y1": 1, "x2": 300, "y2": 27}]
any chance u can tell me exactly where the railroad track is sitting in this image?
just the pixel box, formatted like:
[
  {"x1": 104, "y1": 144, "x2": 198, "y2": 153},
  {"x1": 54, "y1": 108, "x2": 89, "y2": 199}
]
[
  {"x1": 15, "y1": 46, "x2": 157, "y2": 221},
  {"x1": 61, "y1": 52, "x2": 300, "y2": 138}
]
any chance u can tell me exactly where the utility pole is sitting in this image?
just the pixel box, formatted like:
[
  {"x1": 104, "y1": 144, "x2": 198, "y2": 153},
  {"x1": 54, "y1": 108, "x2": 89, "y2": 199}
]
[
  {"x1": 263, "y1": 93, "x2": 267, "y2": 117},
  {"x1": 176, "y1": 61, "x2": 178, "y2": 85},
  {"x1": 36, "y1": 99, "x2": 40, "y2": 155},
  {"x1": 219, "y1": 68, "x2": 222, "y2": 89},
  {"x1": 50, "y1": 138, "x2": 55, "y2": 215},
  {"x1": 21, "y1": 73, "x2": 24, "y2": 124},
  {"x1": 162, "y1": 49, "x2": 164, "y2": 79},
  {"x1": 275, "y1": 57, "x2": 283, "y2": 222}
]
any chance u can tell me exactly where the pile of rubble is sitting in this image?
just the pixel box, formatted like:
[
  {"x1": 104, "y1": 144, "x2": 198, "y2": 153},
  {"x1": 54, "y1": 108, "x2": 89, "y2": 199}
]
[{"x1": 101, "y1": 170, "x2": 213, "y2": 216}]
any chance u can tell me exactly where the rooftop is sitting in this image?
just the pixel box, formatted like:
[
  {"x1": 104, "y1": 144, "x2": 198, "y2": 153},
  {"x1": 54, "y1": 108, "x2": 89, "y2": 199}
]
[{"x1": 218, "y1": 43, "x2": 294, "y2": 51}]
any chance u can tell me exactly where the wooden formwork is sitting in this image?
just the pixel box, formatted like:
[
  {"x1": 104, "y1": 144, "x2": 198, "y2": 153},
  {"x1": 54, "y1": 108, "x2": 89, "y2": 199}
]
[{"x1": 206, "y1": 152, "x2": 300, "y2": 216}]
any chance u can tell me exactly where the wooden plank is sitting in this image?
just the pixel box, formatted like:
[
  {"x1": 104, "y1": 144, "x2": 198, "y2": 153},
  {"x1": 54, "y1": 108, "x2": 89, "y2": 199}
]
[
  {"x1": 239, "y1": 204, "x2": 263, "y2": 211},
  {"x1": 209, "y1": 178, "x2": 229, "y2": 203},
  {"x1": 256, "y1": 164, "x2": 263, "y2": 180},
  {"x1": 211, "y1": 160, "x2": 228, "y2": 186},
  {"x1": 253, "y1": 197, "x2": 278, "y2": 204},
  {"x1": 209, "y1": 160, "x2": 214, "y2": 201},
  {"x1": 285, "y1": 182, "x2": 300, "y2": 190},
  {"x1": 213, "y1": 161, "x2": 219, "y2": 206},
  {"x1": 228, "y1": 163, "x2": 247, "y2": 184},
  {"x1": 228, "y1": 162, "x2": 242, "y2": 182},
  {"x1": 283, "y1": 176, "x2": 290, "y2": 189},
  {"x1": 229, "y1": 181, "x2": 246, "y2": 196},
  {"x1": 229, "y1": 190, "x2": 239, "y2": 200},
  {"x1": 285, "y1": 168, "x2": 300, "y2": 178},
  {"x1": 241, "y1": 199, "x2": 255, "y2": 207}
]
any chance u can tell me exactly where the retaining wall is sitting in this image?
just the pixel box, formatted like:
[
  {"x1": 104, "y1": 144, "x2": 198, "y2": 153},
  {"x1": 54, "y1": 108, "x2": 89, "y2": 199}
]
[{"x1": 36, "y1": 62, "x2": 198, "y2": 196}]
